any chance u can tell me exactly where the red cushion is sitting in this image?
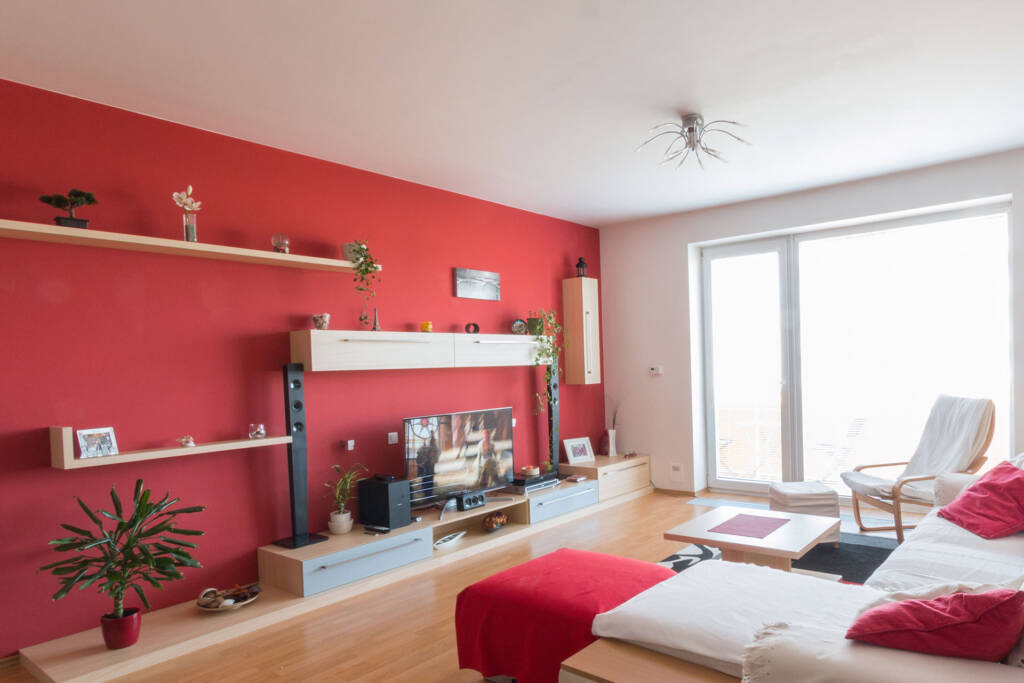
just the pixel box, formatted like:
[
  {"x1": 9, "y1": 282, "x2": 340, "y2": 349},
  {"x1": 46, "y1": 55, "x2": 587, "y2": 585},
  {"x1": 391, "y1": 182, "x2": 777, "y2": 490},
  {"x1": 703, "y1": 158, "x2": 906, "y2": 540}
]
[
  {"x1": 846, "y1": 589, "x2": 1024, "y2": 661},
  {"x1": 455, "y1": 548, "x2": 674, "y2": 683},
  {"x1": 937, "y1": 461, "x2": 1024, "y2": 538}
]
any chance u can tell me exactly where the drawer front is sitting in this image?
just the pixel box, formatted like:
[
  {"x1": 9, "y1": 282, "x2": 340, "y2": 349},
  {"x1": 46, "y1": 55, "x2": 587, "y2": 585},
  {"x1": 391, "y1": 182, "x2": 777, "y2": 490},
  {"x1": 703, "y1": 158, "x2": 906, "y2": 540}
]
[
  {"x1": 302, "y1": 330, "x2": 454, "y2": 371},
  {"x1": 598, "y1": 461, "x2": 649, "y2": 501},
  {"x1": 528, "y1": 481, "x2": 598, "y2": 524},
  {"x1": 301, "y1": 527, "x2": 432, "y2": 596},
  {"x1": 453, "y1": 334, "x2": 543, "y2": 367}
]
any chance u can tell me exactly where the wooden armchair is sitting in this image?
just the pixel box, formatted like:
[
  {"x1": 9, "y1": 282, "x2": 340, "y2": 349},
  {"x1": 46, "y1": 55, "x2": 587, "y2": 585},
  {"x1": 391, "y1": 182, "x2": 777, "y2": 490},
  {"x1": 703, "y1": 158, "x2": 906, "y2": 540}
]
[{"x1": 842, "y1": 397, "x2": 995, "y2": 543}]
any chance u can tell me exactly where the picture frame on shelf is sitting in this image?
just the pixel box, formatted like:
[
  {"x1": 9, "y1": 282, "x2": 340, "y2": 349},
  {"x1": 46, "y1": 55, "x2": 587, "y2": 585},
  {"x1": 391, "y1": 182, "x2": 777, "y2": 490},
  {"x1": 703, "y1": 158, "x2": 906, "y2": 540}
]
[
  {"x1": 77, "y1": 427, "x2": 118, "y2": 459},
  {"x1": 563, "y1": 436, "x2": 595, "y2": 465}
]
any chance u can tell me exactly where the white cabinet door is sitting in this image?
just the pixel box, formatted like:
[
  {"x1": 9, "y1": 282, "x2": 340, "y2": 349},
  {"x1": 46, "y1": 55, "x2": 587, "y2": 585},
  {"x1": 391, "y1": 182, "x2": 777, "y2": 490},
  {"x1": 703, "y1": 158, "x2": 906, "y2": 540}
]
[{"x1": 453, "y1": 334, "x2": 542, "y2": 367}]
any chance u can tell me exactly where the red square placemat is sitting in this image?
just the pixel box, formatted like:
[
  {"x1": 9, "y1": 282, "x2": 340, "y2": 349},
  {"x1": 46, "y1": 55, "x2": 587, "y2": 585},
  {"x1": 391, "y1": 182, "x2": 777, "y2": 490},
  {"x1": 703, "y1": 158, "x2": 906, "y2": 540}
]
[{"x1": 708, "y1": 513, "x2": 789, "y2": 538}]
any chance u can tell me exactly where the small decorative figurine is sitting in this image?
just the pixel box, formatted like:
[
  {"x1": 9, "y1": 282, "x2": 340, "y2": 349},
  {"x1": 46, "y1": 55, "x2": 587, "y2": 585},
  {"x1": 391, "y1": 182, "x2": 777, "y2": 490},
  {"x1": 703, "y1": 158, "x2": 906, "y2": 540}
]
[
  {"x1": 465, "y1": 322, "x2": 480, "y2": 334},
  {"x1": 313, "y1": 313, "x2": 330, "y2": 330},
  {"x1": 372, "y1": 308, "x2": 381, "y2": 331},
  {"x1": 420, "y1": 321, "x2": 433, "y2": 333},
  {"x1": 576, "y1": 257, "x2": 588, "y2": 277},
  {"x1": 510, "y1": 318, "x2": 528, "y2": 335},
  {"x1": 271, "y1": 233, "x2": 290, "y2": 253},
  {"x1": 248, "y1": 423, "x2": 266, "y2": 439},
  {"x1": 178, "y1": 435, "x2": 196, "y2": 447}
]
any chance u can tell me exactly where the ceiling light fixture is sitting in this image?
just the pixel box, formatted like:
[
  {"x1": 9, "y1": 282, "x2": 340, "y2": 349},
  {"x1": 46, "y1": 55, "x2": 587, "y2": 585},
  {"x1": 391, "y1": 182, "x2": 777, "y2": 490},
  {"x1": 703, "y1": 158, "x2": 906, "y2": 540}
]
[{"x1": 636, "y1": 113, "x2": 750, "y2": 169}]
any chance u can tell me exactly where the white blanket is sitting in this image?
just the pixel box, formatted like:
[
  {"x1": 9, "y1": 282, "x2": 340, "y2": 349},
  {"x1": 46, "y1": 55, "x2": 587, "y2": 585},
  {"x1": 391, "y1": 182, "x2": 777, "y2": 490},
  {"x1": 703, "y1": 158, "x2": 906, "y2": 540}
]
[
  {"x1": 741, "y1": 622, "x2": 1024, "y2": 683},
  {"x1": 591, "y1": 560, "x2": 880, "y2": 677},
  {"x1": 902, "y1": 395, "x2": 994, "y2": 477},
  {"x1": 866, "y1": 509, "x2": 1024, "y2": 592}
]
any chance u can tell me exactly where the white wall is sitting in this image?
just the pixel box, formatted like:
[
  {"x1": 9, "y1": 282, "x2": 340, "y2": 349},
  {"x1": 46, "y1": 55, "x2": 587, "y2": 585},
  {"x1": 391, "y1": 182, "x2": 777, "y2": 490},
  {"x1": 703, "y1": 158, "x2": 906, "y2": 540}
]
[{"x1": 600, "y1": 148, "x2": 1023, "y2": 492}]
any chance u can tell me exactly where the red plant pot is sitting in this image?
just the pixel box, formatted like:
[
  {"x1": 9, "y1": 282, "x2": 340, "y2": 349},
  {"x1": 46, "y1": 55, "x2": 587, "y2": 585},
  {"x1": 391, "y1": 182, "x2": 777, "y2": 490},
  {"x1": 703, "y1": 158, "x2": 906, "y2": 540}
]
[{"x1": 100, "y1": 608, "x2": 141, "y2": 649}]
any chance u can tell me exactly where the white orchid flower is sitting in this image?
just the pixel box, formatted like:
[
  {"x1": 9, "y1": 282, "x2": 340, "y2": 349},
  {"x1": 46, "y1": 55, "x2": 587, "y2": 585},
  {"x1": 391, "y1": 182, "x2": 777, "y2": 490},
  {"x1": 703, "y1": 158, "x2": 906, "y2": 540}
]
[{"x1": 173, "y1": 186, "x2": 202, "y2": 212}]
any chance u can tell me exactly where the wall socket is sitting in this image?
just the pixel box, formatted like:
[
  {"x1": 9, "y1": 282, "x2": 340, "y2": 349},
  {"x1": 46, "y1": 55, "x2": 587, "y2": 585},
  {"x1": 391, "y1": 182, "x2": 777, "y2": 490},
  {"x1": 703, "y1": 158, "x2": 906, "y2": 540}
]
[
  {"x1": 670, "y1": 463, "x2": 683, "y2": 482},
  {"x1": 387, "y1": 431, "x2": 398, "y2": 445}
]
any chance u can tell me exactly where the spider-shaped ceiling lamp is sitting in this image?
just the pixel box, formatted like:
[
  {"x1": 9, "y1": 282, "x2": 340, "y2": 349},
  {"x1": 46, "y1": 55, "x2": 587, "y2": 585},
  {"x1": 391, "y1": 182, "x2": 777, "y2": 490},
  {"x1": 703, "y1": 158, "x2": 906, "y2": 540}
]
[{"x1": 636, "y1": 113, "x2": 750, "y2": 169}]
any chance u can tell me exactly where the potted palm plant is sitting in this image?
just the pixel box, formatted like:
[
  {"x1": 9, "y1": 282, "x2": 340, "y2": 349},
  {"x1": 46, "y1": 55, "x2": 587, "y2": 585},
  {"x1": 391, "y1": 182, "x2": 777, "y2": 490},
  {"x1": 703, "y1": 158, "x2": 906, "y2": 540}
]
[
  {"x1": 325, "y1": 463, "x2": 368, "y2": 533},
  {"x1": 40, "y1": 480, "x2": 204, "y2": 649}
]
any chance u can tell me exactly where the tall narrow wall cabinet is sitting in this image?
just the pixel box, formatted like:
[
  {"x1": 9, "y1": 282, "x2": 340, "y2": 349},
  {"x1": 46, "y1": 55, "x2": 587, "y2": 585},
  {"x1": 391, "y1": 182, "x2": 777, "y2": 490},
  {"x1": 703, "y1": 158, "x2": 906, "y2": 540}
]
[{"x1": 562, "y1": 276, "x2": 601, "y2": 384}]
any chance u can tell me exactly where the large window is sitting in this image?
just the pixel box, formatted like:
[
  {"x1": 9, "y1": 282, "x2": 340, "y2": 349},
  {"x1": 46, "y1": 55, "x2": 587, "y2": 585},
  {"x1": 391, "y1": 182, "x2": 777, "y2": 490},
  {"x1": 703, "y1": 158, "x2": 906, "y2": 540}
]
[{"x1": 702, "y1": 206, "x2": 1010, "y2": 492}]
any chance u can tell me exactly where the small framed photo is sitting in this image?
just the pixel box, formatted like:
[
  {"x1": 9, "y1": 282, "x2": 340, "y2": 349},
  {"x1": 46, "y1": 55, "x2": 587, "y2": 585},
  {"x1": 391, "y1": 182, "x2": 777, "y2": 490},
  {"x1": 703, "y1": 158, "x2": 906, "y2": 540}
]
[
  {"x1": 77, "y1": 427, "x2": 119, "y2": 459},
  {"x1": 563, "y1": 437, "x2": 595, "y2": 464},
  {"x1": 453, "y1": 267, "x2": 501, "y2": 301}
]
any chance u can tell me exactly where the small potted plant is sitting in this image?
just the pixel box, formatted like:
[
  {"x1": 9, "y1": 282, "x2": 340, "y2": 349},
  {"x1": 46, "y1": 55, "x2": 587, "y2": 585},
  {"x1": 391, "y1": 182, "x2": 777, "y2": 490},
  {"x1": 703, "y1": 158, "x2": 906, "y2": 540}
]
[
  {"x1": 325, "y1": 463, "x2": 368, "y2": 533},
  {"x1": 342, "y1": 241, "x2": 380, "y2": 327},
  {"x1": 39, "y1": 189, "x2": 97, "y2": 228},
  {"x1": 40, "y1": 480, "x2": 204, "y2": 649}
]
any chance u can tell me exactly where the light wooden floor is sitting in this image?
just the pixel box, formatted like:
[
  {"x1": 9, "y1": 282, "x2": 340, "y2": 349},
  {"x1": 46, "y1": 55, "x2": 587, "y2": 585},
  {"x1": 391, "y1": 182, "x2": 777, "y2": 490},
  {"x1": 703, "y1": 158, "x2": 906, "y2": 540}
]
[{"x1": 1, "y1": 490, "x2": 918, "y2": 683}]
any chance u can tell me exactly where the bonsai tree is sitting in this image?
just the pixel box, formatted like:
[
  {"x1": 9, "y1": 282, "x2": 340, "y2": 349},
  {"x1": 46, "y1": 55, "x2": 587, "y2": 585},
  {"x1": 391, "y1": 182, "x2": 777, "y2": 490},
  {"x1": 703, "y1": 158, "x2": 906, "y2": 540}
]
[
  {"x1": 348, "y1": 242, "x2": 380, "y2": 326},
  {"x1": 41, "y1": 479, "x2": 205, "y2": 619},
  {"x1": 325, "y1": 463, "x2": 368, "y2": 514},
  {"x1": 39, "y1": 189, "x2": 97, "y2": 218}
]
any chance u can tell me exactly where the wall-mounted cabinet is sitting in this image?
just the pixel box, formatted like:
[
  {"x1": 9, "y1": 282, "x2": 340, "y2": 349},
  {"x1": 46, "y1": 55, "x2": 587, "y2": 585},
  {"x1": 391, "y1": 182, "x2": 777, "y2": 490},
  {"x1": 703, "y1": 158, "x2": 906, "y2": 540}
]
[
  {"x1": 290, "y1": 330, "x2": 548, "y2": 372},
  {"x1": 562, "y1": 277, "x2": 601, "y2": 384}
]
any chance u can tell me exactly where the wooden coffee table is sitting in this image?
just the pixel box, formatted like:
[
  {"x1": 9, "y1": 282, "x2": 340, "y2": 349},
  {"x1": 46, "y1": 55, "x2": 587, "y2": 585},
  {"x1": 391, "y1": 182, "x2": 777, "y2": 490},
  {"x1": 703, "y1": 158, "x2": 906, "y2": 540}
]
[{"x1": 663, "y1": 505, "x2": 839, "y2": 571}]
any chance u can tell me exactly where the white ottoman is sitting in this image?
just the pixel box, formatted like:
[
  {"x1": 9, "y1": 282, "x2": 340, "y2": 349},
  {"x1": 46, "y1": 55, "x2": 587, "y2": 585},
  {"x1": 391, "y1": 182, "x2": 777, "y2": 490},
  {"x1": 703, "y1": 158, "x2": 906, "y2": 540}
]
[{"x1": 769, "y1": 481, "x2": 841, "y2": 545}]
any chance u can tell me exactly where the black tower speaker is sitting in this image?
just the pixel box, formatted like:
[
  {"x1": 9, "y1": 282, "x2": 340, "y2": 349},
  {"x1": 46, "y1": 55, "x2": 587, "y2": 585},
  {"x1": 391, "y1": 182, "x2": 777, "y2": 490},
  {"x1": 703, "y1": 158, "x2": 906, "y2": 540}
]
[
  {"x1": 273, "y1": 363, "x2": 328, "y2": 548},
  {"x1": 358, "y1": 476, "x2": 411, "y2": 530}
]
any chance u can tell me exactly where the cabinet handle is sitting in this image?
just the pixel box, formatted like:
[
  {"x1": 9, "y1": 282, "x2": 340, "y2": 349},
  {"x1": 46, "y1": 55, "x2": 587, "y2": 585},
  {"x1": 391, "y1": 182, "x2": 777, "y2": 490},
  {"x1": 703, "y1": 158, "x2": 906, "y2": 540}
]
[
  {"x1": 537, "y1": 489, "x2": 592, "y2": 506},
  {"x1": 602, "y1": 462, "x2": 646, "y2": 476},
  {"x1": 474, "y1": 340, "x2": 539, "y2": 345},
  {"x1": 315, "y1": 537, "x2": 423, "y2": 571},
  {"x1": 339, "y1": 338, "x2": 431, "y2": 344},
  {"x1": 584, "y1": 310, "x2": 592, "y2": 374}
]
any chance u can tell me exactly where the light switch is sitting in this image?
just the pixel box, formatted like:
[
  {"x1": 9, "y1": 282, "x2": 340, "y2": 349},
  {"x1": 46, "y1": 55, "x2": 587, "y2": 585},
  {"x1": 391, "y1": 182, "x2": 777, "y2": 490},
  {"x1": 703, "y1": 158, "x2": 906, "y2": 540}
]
[
  {"x1": 649, "y1": 365, "x2": 664, "y2": 376},
  {"x1": 387, "y1": 431, "x2": 399, "y2": 445},
  {"x1": 512, "y1": 418, "x2": 517, "y2": 428},
  {"x1": 344, "y1": 439, "x2": 355, "y2": 451}
]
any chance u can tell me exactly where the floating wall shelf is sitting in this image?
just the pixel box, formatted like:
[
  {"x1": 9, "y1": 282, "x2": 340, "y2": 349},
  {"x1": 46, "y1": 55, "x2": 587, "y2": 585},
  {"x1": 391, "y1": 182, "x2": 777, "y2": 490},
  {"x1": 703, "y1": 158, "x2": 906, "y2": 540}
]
[
  {"x1": 0, "y1": 218, "x2": 378, "y2": 273},
  {"x1": 49, "y1": 426, "x2": 291, "y2": 470}
]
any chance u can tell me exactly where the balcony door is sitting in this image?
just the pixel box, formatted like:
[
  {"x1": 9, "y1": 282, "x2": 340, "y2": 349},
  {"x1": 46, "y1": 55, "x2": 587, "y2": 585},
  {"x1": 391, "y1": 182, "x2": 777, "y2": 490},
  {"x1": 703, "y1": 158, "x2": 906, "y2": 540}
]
[{"x1": 702, "y1": 206, "x2": 1010, "y2": 493}]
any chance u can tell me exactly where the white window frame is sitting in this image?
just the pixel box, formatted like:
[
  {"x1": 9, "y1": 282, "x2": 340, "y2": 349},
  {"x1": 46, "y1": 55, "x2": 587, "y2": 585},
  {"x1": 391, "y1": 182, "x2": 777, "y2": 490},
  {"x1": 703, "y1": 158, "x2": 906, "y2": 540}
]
[{"x1": 700, "y1": 201, "x2": 1012, "y2": 495}]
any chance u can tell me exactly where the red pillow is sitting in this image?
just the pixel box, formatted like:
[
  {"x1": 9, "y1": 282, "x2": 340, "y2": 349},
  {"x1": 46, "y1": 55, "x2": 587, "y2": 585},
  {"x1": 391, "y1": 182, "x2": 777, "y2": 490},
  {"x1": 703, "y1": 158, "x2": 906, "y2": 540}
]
[
  {"x1": 938, "y1": 461, "x2": 1024, "y2": 538},
  {"x1": 846, "y1": 589, "x2": 1024, "y2": 661}
]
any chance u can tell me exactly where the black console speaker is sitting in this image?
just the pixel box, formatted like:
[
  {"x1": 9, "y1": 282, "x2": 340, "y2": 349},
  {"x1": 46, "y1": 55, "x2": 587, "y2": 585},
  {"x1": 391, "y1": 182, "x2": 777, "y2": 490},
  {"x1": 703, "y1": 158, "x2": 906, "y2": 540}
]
[
  {"x1": 358, "y1": 475, "x2": 411, "y2": 530},
  {"x1": 455, "y1": 490, "x2": 487, "y2": 511},
  {"x1": 274, "y1": 363, "x2": 327, "y2": 548}
]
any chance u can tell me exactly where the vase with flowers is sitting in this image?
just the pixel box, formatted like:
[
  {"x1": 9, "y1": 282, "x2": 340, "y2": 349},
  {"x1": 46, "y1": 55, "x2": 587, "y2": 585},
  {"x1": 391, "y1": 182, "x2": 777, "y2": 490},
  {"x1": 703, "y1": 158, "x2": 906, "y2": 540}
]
[{"x1": 172, "y1": 185, "x2": 202, "y2": 242}]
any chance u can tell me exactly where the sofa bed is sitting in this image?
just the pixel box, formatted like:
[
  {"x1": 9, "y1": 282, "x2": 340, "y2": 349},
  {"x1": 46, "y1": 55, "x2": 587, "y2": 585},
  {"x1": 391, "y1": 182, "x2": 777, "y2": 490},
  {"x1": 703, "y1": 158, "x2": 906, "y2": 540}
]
[{"x1": 457, "y1": 464, "x2": 1024, "y2": 682}]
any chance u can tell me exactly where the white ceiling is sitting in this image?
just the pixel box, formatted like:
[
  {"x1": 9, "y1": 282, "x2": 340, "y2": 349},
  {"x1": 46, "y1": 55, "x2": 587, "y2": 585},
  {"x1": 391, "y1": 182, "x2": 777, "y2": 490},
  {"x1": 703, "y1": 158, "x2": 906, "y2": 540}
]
[{"x1": 3, "y1": 1, "x2": 1024, "y2": 226}]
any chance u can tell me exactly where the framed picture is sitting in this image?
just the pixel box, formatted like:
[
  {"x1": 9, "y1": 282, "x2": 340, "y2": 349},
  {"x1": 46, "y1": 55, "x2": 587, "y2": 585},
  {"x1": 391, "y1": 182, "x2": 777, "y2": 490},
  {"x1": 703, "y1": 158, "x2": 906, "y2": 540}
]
[
  {"x1": 563, "y1": 436, "x2": 595, "y2": 464},
  {"x1": 77, "y1": 427, "x2": 119, "y2": 459},
  {"x1": 453, "y1": 267, "x2": 501, "y2": 301}
]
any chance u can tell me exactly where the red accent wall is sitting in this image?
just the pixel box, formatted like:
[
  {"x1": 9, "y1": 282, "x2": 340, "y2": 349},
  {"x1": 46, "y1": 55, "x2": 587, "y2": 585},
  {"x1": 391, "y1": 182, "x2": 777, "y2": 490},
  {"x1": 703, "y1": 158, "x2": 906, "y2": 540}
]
[{"x1": 0, "y1": 79, "x2": 603, "y2": 655}]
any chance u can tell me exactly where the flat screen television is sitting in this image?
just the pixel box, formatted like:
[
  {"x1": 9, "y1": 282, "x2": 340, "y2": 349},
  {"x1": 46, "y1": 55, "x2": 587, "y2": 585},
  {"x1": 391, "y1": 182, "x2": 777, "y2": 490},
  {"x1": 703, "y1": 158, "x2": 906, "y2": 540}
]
[{"x1": 404, "y1": 407, "x2": 514, "y2": 507}]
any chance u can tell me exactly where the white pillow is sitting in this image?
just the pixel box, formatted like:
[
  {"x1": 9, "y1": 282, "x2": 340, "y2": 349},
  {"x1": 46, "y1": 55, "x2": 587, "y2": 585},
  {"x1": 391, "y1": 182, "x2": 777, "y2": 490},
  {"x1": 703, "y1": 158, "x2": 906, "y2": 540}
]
[
  {"x1": 1011, "y1": 452, "x2": 1024, "y2": 469},
  {"x1": 857, "y1": 577, "x2": 1024, "y2": 616},
  {"x1": 934, "y1": 472, "x2": 979, "y2": 506}
]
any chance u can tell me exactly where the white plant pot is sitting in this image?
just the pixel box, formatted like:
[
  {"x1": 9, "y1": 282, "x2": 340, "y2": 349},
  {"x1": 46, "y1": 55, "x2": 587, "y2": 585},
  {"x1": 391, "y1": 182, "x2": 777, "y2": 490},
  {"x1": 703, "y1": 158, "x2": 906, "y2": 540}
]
[{"x1": 328, "y1": 510, "x2": 354, "y2": 534}]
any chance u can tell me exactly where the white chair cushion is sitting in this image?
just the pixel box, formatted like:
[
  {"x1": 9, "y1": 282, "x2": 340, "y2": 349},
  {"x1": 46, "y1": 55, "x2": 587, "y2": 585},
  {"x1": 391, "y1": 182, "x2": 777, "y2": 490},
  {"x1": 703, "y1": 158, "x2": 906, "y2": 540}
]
[
  {"x1": 934, "y1": 472, "x2": 979, "y2": 506},
  {"x1": 840, "y1": 470, "x2": 893, "y2": 497},
  {"x1": 896, "y1": 478, "x2": 936, "y2": 503}
]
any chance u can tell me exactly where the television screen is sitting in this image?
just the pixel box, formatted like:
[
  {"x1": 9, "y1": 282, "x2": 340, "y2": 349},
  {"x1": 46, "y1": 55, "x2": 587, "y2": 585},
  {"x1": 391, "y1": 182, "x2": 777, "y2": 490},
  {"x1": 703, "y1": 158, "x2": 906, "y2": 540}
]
[{"x1": 404, "y1": 407, "x2": 514, "y2": 506}]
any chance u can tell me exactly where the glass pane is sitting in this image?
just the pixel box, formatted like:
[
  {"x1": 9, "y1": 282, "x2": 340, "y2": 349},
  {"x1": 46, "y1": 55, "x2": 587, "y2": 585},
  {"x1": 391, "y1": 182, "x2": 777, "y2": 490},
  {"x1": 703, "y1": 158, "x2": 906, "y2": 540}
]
[
  {"x1": 709, "y1": 250, "x2": 783, "y2": 482},
  {"x1": 799, "y1": 213, "x2": 1010, "y2": 490}
]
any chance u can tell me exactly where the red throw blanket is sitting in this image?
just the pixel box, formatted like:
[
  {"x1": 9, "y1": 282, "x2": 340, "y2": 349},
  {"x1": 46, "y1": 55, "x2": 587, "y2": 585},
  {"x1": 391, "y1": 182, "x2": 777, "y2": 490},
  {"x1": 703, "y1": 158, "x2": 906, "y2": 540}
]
[{"x1": 455, "y1": 548, "x2": 675, "y2": 683}]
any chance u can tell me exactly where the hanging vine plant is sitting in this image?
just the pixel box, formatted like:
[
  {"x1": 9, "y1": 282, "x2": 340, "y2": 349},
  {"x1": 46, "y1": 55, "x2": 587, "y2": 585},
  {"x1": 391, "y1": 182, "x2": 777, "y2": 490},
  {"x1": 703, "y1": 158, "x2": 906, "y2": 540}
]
[
  {"x1": 530, "y1": 309, "x2": 565, "y2": 414},
  {"x1": 345, "y1": 241, "x2": 380, "y2": 326}
]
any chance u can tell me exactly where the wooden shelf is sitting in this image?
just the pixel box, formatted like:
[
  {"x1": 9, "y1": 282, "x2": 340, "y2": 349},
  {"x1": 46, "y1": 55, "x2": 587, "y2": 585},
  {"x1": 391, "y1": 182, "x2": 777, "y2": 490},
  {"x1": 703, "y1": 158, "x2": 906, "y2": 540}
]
[
  {"x1": 0, "y1": 218, "x2": 377, "y2": 273},
  {"x1": 49, "y1": 426, "x2": 291, "y2": 470}
]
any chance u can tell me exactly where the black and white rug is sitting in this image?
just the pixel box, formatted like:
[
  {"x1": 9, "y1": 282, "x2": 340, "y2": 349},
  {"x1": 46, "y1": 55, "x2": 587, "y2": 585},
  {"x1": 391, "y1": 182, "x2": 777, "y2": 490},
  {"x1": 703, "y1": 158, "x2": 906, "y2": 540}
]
[{"x1": 660, "y1": 532, "x2": 898, "y2": 584}]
